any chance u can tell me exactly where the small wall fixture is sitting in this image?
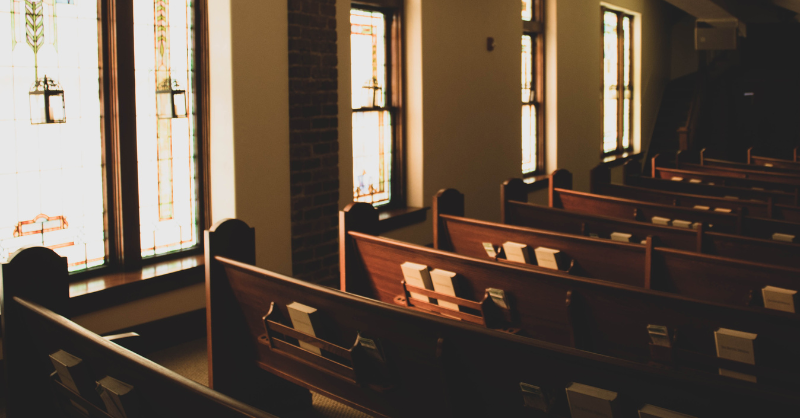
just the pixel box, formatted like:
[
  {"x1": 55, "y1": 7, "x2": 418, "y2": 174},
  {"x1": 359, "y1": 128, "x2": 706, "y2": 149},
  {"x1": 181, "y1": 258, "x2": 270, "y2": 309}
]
[
  {"x1": 487, "y1": 37, "x2": 495, "y2": 51},
  {"x1": 29, "y1": 76, "x2": 66, "y2": 125},
  {"x1": 157, "y1": 78, "x2": 188, "y2": 119}
]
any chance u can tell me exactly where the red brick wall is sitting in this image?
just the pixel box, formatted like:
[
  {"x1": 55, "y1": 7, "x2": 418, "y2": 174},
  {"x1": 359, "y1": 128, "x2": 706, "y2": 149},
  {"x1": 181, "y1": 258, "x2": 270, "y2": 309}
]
[{"x1": 288, "y1": 0, "x2": 340, "y2": 284}]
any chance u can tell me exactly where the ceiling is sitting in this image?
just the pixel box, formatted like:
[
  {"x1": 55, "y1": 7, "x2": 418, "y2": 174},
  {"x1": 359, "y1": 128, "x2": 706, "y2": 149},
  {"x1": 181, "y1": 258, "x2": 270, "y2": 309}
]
[{"x1": 663, "y1": 0, "x2": 800, "y2": 22}]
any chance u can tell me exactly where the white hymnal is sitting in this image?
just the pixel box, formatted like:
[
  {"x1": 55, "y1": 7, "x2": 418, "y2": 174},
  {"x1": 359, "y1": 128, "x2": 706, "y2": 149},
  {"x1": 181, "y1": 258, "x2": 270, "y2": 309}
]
[
  {"x1": 503, "y1": 242, "x2": 531, "y2": 264},
  {"x1": 693, "y1": 205, "x2": 710, "y2": 211},
  {"x1": 430, "y1": 269, "x2": 461, "y2": 311},
  {"x1": 708, "y1": 182, "x2": 715, "y2": 185},
  {"x1": 672, "y1": 219, "x2": 693, "y2": 229},
  {"x1": 772, "y1": 233, "x2": 795, "y2": 243},
  {"x1": 670, "y1": 177, "x2": 684, "y2": 182},
  {"x1": 764, "y1": 163, "x2": 774, "y2": 167},
  {"x1": 689, "y1": 179, "x2": 702, "y2": 184},
  {"x1": 534, "y1": 247, "x2": 566, "y2": 270},
  {"x1": 566, "y1": 383, "x2": 618, "y2": 418},
  {"x1": 488, "y1": 288, "x2": 509, "y2": 309},
  {"x1": 610, "y1": 232, "x2": 632, "y2": 243},
  {"x1": 651, "y1": 216, "x2": 671, "y2": 226},
  {"x1": 719, "y1": 368, "x2": 757, "y2": 383},
  {"x1": 287, "y1": 302, "x2": 323, "y2": 355},
  {"x1": 400, "y1": 262, "x2": 435, "y2": 303},
  {"x1": 762, "y1": 286, "x2": 797, "y2": 313},
  {"x1": 482, "y1": 242, "x2": 498, "y2": 258},
  {"x1": 714, "y1": 207, "x2": 732, "y2": 213},
  {"x1": 714, "y1": 328, "x2": 757, "y2": 365},
  {"x1": 639, "y1": 404, "x2": 696, "y2": 418}
]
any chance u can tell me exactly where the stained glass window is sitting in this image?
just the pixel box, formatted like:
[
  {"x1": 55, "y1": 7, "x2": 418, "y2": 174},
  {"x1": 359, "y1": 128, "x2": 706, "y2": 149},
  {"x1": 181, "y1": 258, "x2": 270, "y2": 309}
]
[
  {"x1": 1, "y1": 0, "x2": 107, "y2": 271},
  {"x1": 521, "y1": 0, "x2": 533, "y2": 21},
  {"x1": 351, "y1": 8, "x2": 393, "y2": 206},
  {"x1": 522, "y1": 34, "x2": 537, "y2": 174},
  {"x1": 134, "y1": 0, "x2": 199, "y2": 257},
  {"x1": 602, "y1": 8, "x2": 633, "y2": 155}
]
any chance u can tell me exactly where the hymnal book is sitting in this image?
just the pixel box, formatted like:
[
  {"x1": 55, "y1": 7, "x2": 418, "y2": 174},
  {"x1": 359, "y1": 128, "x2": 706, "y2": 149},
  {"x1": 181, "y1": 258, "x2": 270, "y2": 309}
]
[
  {"x1": 714, "y1": 207, "x2": 732, "y2": 213},
  {"x1": 565, "y1": 382, "x2": 618, "y2": 418},
  {"x1": 647, "y1": 324, "x2": 671, "y2": 347},
  {"x1": 96, "y1": 376, "x2": 141, "y2": 418},
  {"x1": 714, "y1": 328, "x2": 757, "y2": 365},
  {"x1": 503, "y1": 242, "x2": 531, "y2": 264},
  {"x1": 610, "y1": 232, "x2": 632, "y2": 243},
  {"x1": 430, "y1": 269, "x2": 461, "y2": 311},
  {"x1": 482, "y1": 242, "x2": 498, "y2": 258},
  {"x1": 651, "y1": 216, "x2": 671, "y2": 226},
  {"x1": 689, "y1": 179, "x2": 702, "y2": 184},
  {"x1": 762, "y1": 286, "x2": 797, "y2": 313},
  {"x1": 670, "y1": 177, "x2": 684, "y2": 182},
  {"x1": 693, "y1": 205, "x2": 710, "y2": 211},
  {"x1": 764, "y1": 163, "x2": 774, "y2": 167},
  {"x1": 287, "y1": 302, "x2": 323, "y2": 355},
  {"x1": 400, "y1": 262, "x2": 435, "y2": 303},
  {"x1": 534, "y1": 247, "x2": 568, "y2": 270},
  {"x1": 719, "y1": 368, "x2": 757, "y2": 383},
  {"x1": 772, "y1": 233, "x2": 795, "y2": 243},
  {"x1": 488, "y1": 288, "x2": 509, "y2": 309},
  {"x1": 639, "y1": 404, "x2": 696, "y2": 418},
  {"x1": 671, "y1": 219, "x2": 692, "y2": 229},
  {"x1": 707, "y1": 182, "x2": 715, "y2": 185},
  {"x1": 520, "y1": 382, "x2": 554, "y2": 412}
]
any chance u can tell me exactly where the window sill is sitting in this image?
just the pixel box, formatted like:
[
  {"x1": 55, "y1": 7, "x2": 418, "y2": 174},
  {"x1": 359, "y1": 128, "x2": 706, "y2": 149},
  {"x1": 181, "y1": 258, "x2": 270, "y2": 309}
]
[
  {"x1": 602, "y1": 151, "x2": 642, "y2": 167},
  {"x1": 69, "y1": 254, "x2": 205, "y2": 316},
  {"x1": 523, "y1": 174, "x2": 550, "y2": 192},
  {"x1": 377, "y1": 206, "x2": 429, "y2": 234}
]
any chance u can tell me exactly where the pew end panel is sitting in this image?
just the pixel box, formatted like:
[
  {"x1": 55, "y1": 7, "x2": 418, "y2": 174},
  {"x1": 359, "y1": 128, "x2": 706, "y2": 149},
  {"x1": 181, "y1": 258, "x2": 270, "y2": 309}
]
[
  {"x1": 205, "y1": 219, "x2": 312, "y2": 414},
  {"x1": 589, "y1": 164, "x2": 612, "y2": 194},
  {"x1": 339, "y1": 203, "x2": 379, "y2": 297},
  {"x1": 548, "y1": 169, "x2": 573, "y2": 208},
  {"x1": 621, "y1": 159, "x2": 642, "y2": 185},
  {"x1": 1, "y1": 247, "x2": 70, "y2": 418},
  {"x1": 433, "y1": 189, "x2": 465, "y2": 251},
  {"x1": 501, "y1": 178, "x2": 528, "y2": 224}
]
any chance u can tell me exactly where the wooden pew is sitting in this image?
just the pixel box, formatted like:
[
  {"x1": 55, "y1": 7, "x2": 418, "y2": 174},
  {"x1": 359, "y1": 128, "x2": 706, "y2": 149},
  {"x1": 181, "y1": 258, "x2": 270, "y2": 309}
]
[
  {"x1": 748, "y1": 147, "x2": 800, "y2": 170},
  {"x1": 592, "y1": 163, "x2": 800, "y2": 223},
  {"x1": 698, "y1": 148, "x2": 800, "y2": 175},
  {"x1": 208, "y1": 221, "x2": 800, "y2": 417},
  {"x1": 340, "y1": 204, "x2": 800, "y2": 386},
  {"x1": 434, "y1": 189, "x2": 800, "y2": 311},
  {"x1": 501, "y1": 178, "x2": 800, "y2": 269},
  {"x1": 625, "y1": 160, "x2": 799, "y2": 205},
  {"x1": 1, "y1": 247, "x2": 276, "y2": 418},
  {"x1": 652, "y1": 153, "x2": 800, "y2": 194},
  {"x1": 551, "y1": 169, "x2": 800, "y2": 240}
]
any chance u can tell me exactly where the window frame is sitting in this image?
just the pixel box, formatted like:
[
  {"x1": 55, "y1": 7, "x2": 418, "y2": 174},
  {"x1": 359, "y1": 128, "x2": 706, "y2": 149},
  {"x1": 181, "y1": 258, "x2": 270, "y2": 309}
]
[
  {"x1": 350, "y1": 2, "x2": 405, "y2": 210},
  {"x1": 65, "y1": 0, "x2": 211, "y2": 282},
  {"x1": 601, "y1": 6, "x2": 634, "y2": 158},
  {"x1": 522, "y1": 0, "x2": 545, "y2": 178}
]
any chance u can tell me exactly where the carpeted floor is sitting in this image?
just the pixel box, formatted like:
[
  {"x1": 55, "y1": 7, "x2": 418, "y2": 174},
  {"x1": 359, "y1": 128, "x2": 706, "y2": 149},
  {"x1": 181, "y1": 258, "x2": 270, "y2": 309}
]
[{"x1": 148, "y1": 338, "x2": 374, "y2": 418}]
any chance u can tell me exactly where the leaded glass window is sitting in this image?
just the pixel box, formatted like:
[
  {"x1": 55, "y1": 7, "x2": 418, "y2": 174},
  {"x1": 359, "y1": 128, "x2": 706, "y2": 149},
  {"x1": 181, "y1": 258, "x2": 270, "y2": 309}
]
[
  {"x1": 602, "y1": 8, "x2": 633, "y2": 155},
  {"x1": 134, "y1": 0, "x2": 199, "y2": 257},
  {"x1": 522, "y1": 0, "x2": 543, "y2": 175},
  {"x1": 351, "y1": 7, "x2": 394, "y2": 206},
  {"x1": 1, "y1": 0, "x2": 106, "y2": 271}
]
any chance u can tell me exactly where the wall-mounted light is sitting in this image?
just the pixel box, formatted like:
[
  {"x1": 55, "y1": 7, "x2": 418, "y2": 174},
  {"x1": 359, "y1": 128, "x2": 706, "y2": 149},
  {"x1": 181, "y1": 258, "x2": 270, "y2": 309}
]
[
  {"x1": 156, "y1": 78, "x2": 188, "y2": 119},
  {"x1": 29, "y1": 76, "x2": 66, "y2": 125}
]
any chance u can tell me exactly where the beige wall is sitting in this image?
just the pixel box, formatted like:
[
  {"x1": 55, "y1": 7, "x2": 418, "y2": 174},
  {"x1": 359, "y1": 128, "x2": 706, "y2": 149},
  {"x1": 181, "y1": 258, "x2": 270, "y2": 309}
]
[
  {"x1": 208, "y1": 0, "x2": 293, "y2": 275},
  {"x1": 671, "y1": 14, "x2": 698, "y2": 80},
  {"x1": 549, "y1": 0, "x2": 674, "y2": 191}
]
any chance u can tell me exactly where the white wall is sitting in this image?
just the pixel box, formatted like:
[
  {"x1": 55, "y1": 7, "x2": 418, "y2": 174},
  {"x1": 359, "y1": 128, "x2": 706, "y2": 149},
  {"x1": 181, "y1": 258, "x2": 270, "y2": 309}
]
[{"x1": 208, "y1": 0, "x2": 293, "y2": 275}]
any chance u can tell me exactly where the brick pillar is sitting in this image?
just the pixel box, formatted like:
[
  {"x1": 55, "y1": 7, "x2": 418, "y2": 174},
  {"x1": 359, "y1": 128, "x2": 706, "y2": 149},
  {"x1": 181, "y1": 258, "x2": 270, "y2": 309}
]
[{"x1": 288, "y1": 0, "x2": 340, "y2": 284}]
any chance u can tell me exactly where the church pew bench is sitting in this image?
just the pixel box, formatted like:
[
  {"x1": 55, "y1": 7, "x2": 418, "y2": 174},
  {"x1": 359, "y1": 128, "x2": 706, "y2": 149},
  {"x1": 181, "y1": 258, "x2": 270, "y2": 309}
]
[
  {"x1": 340, "y1": 204, "x2": 800, "y2": 387},
  {"x1": 434, "y1": 188, "x2": 800, "y2": 311},
  {"x1": 748, "y1": 146, "x2": 800, "y2": 166},
  {"x1": 697, "y1": 148, "x2": 800, "y2": 176},
  {"x1": 592, "y1": 163, "x2": 800, "y2": 222},
  {"x1": 501, "y1": 179, "x2": 800, "y2": 269},
  {"x1": 0, "y1": 247, "x2": 277, "y2": 418},
  {"x1": 550, "y1": 169, "x2": 800, "y2": 241},
  {"x1": 206, "y1": 221, "x2": 800, "y2": 417}
]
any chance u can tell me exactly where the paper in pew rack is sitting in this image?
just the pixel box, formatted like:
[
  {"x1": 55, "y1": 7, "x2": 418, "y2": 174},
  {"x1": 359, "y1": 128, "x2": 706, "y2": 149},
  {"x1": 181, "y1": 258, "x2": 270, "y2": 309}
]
[
  {"x1": 430, "y1": 269, "x2": 461, "y2": 311},
  {"x1": 287, "y1": 302, "x2": 324, "y2": 355},
  {"x1": 693, "y1": 205, "x2": 710, "y2": 211},
  {"x1": 714, "y1": 328, "x2": 757, "y2": 365},
  {"x1": 688, "y1": 179, "x2": 702, "y2": 184},
  {"x1": 566, "y1": 382, "x2": 618, "y2": 418},
  {"x1": 762, "y1": 286, "x2": 797, "y2": 313},
  {"x1": 670, "y1": 177, "x2": 684, "y2": 182},
  {"x1": 488, "y1": 288, "x2": 509, "y2": 309},
  {"x1": 534, "y1": 247, "x2": 569, "y2": 270},
  {"x1": 610, "y1": 232, "x2": 632, "y2": 243},
  {"x1": 772, "y1": 233, "x2": 795, "y2": 243},
  {"x1": 482, "y1": 242, "x2": 498, "y2": 258},
  {"x1": 651, "y1": 216, "x2": 671, "y2": 226},
  {"x1": 671, "y1": 219, "x2": 693, "y2": 229}
]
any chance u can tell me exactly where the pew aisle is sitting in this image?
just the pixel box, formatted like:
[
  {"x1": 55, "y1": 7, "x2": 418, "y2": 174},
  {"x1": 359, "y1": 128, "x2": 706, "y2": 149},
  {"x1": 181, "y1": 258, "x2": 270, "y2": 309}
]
[{"x1": 148, "y1": 339, "x2": 373, "y2": 418}]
